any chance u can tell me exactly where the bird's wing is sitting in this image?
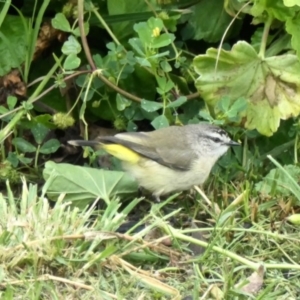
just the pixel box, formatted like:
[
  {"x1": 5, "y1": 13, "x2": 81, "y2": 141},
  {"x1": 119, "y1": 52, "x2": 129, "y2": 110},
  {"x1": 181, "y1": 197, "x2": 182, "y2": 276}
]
[{"x1": 106, "y1": 129, "x2": 197, "y2": 171}]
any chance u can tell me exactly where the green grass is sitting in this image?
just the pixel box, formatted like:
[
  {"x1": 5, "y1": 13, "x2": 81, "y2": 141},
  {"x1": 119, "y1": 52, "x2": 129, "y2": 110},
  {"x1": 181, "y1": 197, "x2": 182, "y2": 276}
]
[{"x1": 1, "y1": 167, "x2": 300, "y2": 300}]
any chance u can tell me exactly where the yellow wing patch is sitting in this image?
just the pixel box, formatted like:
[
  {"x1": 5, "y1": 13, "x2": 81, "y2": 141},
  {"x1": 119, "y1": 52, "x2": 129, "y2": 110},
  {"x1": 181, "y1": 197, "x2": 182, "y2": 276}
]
[{"x1": 102, "y1": 144, "x2": 141, "y2": 164}]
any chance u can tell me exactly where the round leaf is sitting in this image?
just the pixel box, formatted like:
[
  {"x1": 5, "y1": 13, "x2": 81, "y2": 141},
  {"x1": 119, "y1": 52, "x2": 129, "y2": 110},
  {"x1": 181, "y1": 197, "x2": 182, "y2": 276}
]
[
  {"x1": 62, "y1": 35, "x2": 81, "y2": 55},
  {"x1": 63, "y1": 54, "x2": 81, "y2": 70},
  {"x1": 12, "y1": 138, "x2": 36, "y2": 153},
  {"x1": 51, "y1": 13, "x2": 71, "y2": 32},
  {"x1": 31, "y1": 123, "x2": 50, "y2": 144},
  {"x1": 151, "y1": 115, "x2": 169, "y2": 129},
  {"x1": 167, "y1": 96, "x2": 187, "y2": 108},
  {"x1": 39, "y1": 139, "x2": 60, "y2": 154},
  {"x1": 141, "y1": 99, "x2": 163, "y2": 112}
]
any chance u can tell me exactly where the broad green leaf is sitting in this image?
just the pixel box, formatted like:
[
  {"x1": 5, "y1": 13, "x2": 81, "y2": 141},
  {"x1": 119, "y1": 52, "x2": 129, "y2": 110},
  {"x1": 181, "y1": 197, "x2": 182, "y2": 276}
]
[
  {"x1": 151, "y1": 115, "x2": 169, "y2": 129},
  {"x1": 284, "y1": 0, "x2": 300, "y2": 6},
  {"x1": 40, "y1": 139, "x2": 60, "y2": 154},
  {"x1": 31, "y1": 123, "x2": 50, "y2": 144},
  {"x1": 251, "y1": 0, "x2": 296, "y2": 23},
  {"x1": 0, "y1": 15, "x2": 28, "y2": 75},
  {"x1": 43, "y1": 161, "x2": 138, "y2": 208},
  {"x1": 194, "y1": 41, "x2": 300, "y2": 136},
  {"x1": 186, "y1": 0, "x2": 237, "y2": 42},
  {"x1": 51, "y1": 13, "x2": 71, "y2": 32},
  {"x1": 107, "y1": 0, "x2": 149, "y2": 40},
  {"x1": 141, "y1": 100, "x2": 163, "y2": 112},
  {"x1": 255, "y1": 164, "x2": 300, "y2": 197},
  {"x1": 12, "y1": 138, "x2": 36, "y2": 153},
  {"x1": 286, "y1": 16, "x2": 300, "y2": 60}
]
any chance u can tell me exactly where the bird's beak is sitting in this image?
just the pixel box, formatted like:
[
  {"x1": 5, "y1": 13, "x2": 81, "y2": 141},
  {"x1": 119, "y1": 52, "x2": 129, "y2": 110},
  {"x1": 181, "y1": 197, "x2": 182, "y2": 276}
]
[{"x1": 226, "y1": 140, "x2": 240, "y2": 146}]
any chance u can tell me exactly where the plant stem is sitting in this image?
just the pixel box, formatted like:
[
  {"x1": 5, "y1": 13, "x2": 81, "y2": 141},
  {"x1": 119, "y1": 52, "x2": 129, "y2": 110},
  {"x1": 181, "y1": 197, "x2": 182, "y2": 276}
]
[
  {"x1": 77, "y1": 0, "x2": 96, "y2": 70},
  {"x1": 92, "y1": 6, "x2": 121, "y2": 46},
  {"x1": 294, "y1": 133, "x2": 298, "y2": 164},
  {"x1": 164, "y1": 225, "x2": 260, "y2": 270},
  {"x1": 258, "y1": 16, "x2": 273, "y2": 59},
  {"x1": 34, "y1": 144, "x2": 40, "y2": 169}
]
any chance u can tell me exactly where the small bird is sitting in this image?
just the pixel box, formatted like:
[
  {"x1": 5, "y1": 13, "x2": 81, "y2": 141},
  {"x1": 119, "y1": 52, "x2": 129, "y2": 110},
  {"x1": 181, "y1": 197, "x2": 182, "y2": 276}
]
[{"x1": 69, "y1": 123, "x2": 240, "y2": 201}]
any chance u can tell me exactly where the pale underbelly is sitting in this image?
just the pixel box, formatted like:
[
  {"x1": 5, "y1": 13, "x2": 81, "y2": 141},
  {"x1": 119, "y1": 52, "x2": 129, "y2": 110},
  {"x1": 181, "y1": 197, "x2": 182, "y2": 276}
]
[{"x1": 122, "y1": 158, "x2": 212, "y2": 196}]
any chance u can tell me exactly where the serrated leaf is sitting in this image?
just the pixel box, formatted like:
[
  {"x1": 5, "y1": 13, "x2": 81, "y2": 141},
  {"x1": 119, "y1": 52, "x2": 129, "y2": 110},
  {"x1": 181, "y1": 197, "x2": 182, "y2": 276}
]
[
  {"x1": 251, "y1": 0, "x2": 295, "y2": 23},
  {"x1": 286, "y1": 16, "x2": 300, "y2": 60},
  {"x1": 12, "y1": 138, "x2": 36, "y2": 153},
  {"x1": 40, "y1": 139, "x2": 60, "y2": 154},
  {"x1": 151, "y1": 115, "x2": 169, "y2": 129},
  {"x1": 141, "y1": 99, "x2": 163, "y2": 112},
  {"x1": 194, "y1": 41, "x2": 300, "y2": 136},
  {"x1": 43, "y1": 161, "x2": 138, "y2": 208}
]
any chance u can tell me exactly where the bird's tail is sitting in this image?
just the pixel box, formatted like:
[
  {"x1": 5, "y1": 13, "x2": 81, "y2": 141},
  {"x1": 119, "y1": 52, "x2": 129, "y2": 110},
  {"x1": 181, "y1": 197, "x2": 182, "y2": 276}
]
[{"x1": 68, "y1": 140, "x2": 102, "y2": 147}]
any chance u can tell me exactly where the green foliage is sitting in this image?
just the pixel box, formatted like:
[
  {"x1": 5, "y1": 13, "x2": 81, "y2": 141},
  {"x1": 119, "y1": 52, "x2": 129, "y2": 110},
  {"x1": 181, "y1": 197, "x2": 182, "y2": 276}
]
[
  {"x1": 186, "y1": 0, "x2": 239, "y2": 42},
  {"x1": 255, "y1": 164, "x2": 300, "y2": 197},
  {"x1": 194, "y1": 41, "x2": 300, "y2": 136},
  {"x1": 0, "y1": 15, "x2": 28, "y2": 76},
  {"x1": 2, "y1": 1, "x2": 300, "y2": 297},
  {"x1": 43, "y1": 161, "x2": 138, "y2": 207}
]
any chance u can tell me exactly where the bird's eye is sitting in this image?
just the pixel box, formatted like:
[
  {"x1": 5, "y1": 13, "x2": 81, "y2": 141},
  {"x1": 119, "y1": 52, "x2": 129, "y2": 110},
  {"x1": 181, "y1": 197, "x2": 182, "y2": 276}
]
[{"x1": 212, "y1": 137, "x2": 221, "y2": 143}]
